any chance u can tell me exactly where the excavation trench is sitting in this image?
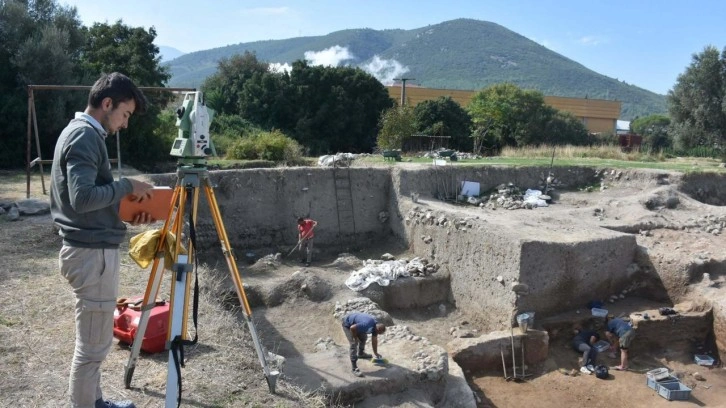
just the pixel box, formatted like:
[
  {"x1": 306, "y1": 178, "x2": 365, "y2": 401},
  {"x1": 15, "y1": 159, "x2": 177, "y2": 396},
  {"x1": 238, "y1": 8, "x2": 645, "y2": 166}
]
[{"x1": 150, "y1": 165, "x2": 726, "y2": 406}]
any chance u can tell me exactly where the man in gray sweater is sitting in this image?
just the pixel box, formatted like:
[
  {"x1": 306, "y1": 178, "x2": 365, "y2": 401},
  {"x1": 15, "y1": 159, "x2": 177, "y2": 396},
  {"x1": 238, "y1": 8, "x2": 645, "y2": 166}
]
[{"x1": 51, "y1": 72, "x2": 154, "y2": 408}]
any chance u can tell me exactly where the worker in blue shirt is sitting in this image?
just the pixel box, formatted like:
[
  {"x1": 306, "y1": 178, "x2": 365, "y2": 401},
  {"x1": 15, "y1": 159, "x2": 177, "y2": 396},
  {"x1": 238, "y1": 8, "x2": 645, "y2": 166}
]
[
  {"x1": 605, "y1": 316, "x2": 636, "y2": 370},
  {"x1": 341, "y1": 312, "x2": 386, "y2": 377}
]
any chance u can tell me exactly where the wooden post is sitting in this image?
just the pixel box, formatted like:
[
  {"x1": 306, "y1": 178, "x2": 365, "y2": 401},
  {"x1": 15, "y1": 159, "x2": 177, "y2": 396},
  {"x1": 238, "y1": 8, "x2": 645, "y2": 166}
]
[
  {"x1": 31, "y1": 94, "x2": 46, "y2": 195},
  {"x1": 26, "y1": 88, "x2": 32, "y2": 198}
]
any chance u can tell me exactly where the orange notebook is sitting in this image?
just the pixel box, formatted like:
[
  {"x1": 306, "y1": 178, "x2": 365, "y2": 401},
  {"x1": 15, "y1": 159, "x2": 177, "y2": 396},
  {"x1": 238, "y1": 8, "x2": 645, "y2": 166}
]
[{"x1": 119, "y1": 186, "x2": 174, "y2": 222}]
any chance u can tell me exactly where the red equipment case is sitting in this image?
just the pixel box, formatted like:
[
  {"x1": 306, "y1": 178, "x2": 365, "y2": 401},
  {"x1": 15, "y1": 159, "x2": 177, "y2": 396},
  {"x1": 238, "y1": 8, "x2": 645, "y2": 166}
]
[{"x1": 113, "y1": 297, "x2": 169, "y2": 354}]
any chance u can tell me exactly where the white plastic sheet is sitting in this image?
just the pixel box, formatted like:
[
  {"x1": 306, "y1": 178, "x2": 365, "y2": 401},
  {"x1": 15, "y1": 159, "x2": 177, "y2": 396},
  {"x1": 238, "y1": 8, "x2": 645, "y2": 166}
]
[
  {"x1": 345, "y1": 257, "x2": 429, "y2": 291},
  {"x1": 523, "y1": 189, "x2": 549, "y2": 207}
]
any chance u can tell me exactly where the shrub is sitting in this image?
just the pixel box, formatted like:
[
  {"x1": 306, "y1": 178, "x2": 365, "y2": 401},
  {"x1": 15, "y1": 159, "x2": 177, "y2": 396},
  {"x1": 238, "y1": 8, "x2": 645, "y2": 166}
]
[
  {"x1": 210, "y1": 113, "x2": 257, "y2": 157},
  {"x1": 226, "y1": 129, "x2": 303, "y2": 164},
  {"x1": 227, "y1": 138, "x2": 258, "y2": 160}
]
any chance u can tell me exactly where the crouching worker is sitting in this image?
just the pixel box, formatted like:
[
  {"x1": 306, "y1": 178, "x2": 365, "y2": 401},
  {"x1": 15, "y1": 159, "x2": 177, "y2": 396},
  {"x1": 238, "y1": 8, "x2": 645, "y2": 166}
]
[
  {"x1": 572, "y1": 328, "x2": 600, "y2": 370},
  {"x1": 605, "y1": 316, "x2": 636, "y2": 370},
  {"x1": 341, "y1": 312, "x2": 386, "y2": 377}
]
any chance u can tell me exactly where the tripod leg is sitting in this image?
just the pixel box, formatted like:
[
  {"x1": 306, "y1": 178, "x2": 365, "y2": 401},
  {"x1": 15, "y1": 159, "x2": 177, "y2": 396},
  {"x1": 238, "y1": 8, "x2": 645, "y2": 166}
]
[
  {"x1": 165, "y1": 253, "x2": 193, "y2": 408},
  {"x1": 165, "y1": 184, "x2": 196, "y2": 408},
  {"x1": 124, "y1": 186, "x2": 182, "y2": 388},
  {"x1": 203, "y1": 179, "x2": 279, "y2": 393}
]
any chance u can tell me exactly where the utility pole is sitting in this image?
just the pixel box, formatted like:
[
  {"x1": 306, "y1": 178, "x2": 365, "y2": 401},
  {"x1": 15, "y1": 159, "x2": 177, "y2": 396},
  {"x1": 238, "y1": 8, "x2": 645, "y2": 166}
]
[{"x1": 393, "y1": 77, "x2": 415, "y2": 106}]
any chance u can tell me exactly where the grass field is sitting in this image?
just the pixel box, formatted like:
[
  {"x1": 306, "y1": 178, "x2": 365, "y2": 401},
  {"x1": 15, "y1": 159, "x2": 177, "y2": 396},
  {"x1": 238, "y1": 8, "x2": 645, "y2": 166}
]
[{"x1": 357, "y1": 144, "x2": 726, "y2": 173}]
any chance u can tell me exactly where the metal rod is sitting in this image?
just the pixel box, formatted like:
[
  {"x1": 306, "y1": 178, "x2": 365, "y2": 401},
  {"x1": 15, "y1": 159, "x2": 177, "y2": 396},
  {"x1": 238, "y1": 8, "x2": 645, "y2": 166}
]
[
  {"x1": 510, "y1": 323, "x2": 516, "y2": 379},
  {"x1": 26, "y1": 89, "x2": 32, "y2": 198},
  {"x1": 500, "y1": 344, "x2": 508, "y2": 379},
  {"x1": 521, "y1": 336, "x2": 526, "y2": 378},
  {"x1": 31, "y1": 99, "x2": 46, "y2": 195}
]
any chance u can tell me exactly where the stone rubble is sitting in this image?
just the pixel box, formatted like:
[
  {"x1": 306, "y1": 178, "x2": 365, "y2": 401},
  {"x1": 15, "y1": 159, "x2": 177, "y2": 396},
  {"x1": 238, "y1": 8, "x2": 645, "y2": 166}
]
[
  {"x1": 328, "y1": 253, "x2": 364, "y2": 270},
  {"x1": 314, "y1": 337, "x2": 338, "y2": 352},
  {"x1": 377, "y1": 325, "x2": 449, "y2": 381},
  {"x1": 476, "y1": 183, "x2": 551, "y2": 210},
  {"x1": 687, "y1": 214, "x2": 726, "y2": 235},
  {"x1": 0, "y1": 198, "x2": 49, "y2": 221},
  {"x1": 251, "y1": 253, "x2": 282, "y2": 269},
  {"x1": 333, "y1": 297, "x2": 394, "y2": 327}
]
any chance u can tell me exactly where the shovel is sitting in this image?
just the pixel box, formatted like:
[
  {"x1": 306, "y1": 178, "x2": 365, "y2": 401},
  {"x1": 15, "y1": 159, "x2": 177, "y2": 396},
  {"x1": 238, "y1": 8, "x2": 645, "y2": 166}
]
[{"x1": 286, "y1": 228, "x2": 315, "y2": 257}]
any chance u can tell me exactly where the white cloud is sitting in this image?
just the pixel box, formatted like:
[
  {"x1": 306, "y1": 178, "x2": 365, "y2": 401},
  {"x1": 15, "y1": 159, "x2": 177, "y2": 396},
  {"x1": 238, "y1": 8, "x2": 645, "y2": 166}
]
[
  {"x1": 239, "y1": 7, "x2": 290, "y2": 16},
  {"x1": 275, "y1": 46, "x2": 410, "y2": 85},
  {"x1": 360, "y1": 56, "x2": 410, "y2": 85},
  {"x1": 304, "y1": 45, "x2": 355, "y2": 67}
]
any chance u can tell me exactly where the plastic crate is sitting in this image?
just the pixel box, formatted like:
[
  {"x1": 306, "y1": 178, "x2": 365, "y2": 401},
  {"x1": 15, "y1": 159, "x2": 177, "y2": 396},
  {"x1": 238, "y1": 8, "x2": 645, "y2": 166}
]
[
  {"x1": 694, "y1": 354, "x2": 715, "y2": 366},
  {"x1": 646, "y1": 368, "x2": 670, "y2": 381},
  {"x1": 591, "y1": 307, "x2": 608, "y2": 317},
  {"x1": 646, "y1": 374, "x2": 678, "y2": 391},
  {"x1": 656, "y1": 380, "x2": 691, "y2": 401}
]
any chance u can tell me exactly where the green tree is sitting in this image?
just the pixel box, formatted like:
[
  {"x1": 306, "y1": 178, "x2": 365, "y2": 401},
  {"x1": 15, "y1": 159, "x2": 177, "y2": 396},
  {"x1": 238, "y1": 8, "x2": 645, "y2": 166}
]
[
  {"x1": 377, "y1": 104, "x2": 416, "y2": 150},
  {"x1": 544, "y1": 110, "x2": 589, "y2": 146},
  {"x1": 80, "y1": 21, "x2": 171, "y2": 170},
  {"x1": 468, "y1": 83, "x2": 552, "y2": 148},
  {"x1": 631, "y1": 114, "x2": 672, "y2": 150},
  {"x1": 0, "y1": 0, "x2": 85, "y2": 168},
  {"x1": 239, "y1": 60, "x2": 393, "y2": 154},
  {"x1": 413, "y1": 96, "x2": 472, "y2": 151},
  {"x1": 203, "y1": 51, "x2": 270, "y2": 114},
  {"x1": 668, "y1": 46, "x2": 726, "y2": 150},
  {"x1": 238, "y1": 69, "x2": 294, "y2": 131}
]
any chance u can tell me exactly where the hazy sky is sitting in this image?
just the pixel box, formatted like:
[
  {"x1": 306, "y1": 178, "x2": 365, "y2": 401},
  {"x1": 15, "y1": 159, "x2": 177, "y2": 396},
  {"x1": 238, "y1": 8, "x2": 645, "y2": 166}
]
[{"x1": 64, "y1": 0, "x2": 726, "y2": 95}]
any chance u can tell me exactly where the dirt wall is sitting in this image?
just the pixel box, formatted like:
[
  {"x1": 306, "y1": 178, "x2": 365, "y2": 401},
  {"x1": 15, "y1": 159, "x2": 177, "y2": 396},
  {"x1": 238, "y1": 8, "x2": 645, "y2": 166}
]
[
  {"x1": 680, "y1": 172, "x2": 726, "y2": 205},
  {"x1": 151, "y1": 167, "x2": 392, "y2": 252},
  {"x1": 387, "y1": 166, "x2": 639, "y2": 329},
  {"x1": 518, "y1": 235, "x2": 636, "y2": 315},
  {"x1": 399, "y1": 208, "x2": 636, "y2": 328},
  {"x1": 401, "y1": 210, "x2": 521, "y2": 331}
]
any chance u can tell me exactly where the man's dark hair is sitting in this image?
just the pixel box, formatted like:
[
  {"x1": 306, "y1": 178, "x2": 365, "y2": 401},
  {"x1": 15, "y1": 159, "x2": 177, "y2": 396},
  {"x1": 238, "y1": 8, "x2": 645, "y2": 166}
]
[
  {"x1": 297, "y1": 217, "x2": 304, "y2": 223},
  {"x1": 88, "y1": 72, "x2": 148, "y2": 114}
]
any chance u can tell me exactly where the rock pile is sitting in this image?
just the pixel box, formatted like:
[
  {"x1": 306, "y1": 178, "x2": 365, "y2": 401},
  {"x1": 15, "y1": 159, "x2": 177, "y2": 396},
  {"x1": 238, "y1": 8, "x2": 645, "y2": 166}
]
[
  {"x1": 328, "y1": 253, "x2": 364, "y2": 270},
  {"x1": 378, "y1": 325, "x2": 449, "y2": 381},
  {"x1": 253, "y1": 253, "x2": 282, "y2": 268},
  {"x1": 481, "y1": 183, "x2": 548, "y2": 210},
  {"x1": 405, "y1": 207, "x2": 477, "y2": 232},
  {"x1": 333, "y1": 297, "x2": 394, "y2": 327},
  {"x1": 0, "y1": 198, "x2": 50, "y2": 221},
  {"x1": 686, "y1": 214, "x2": 726, "y2": 235}
]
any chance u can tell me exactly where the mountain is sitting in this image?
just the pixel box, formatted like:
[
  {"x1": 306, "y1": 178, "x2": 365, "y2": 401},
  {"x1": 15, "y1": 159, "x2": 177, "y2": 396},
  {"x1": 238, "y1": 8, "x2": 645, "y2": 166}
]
[
  {"x1": 158, "y1": 45, "x2": 185, "y2": 62},
  {"x1": 165, "y1": 19, "x2": 666, "y2": 120}
]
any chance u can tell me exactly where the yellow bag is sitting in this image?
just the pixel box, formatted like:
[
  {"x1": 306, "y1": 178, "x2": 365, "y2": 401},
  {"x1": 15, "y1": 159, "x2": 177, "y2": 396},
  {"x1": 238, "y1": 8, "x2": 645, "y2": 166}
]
[{"x1": 129, "y1": 229, "x2": 186, "y2": 270}]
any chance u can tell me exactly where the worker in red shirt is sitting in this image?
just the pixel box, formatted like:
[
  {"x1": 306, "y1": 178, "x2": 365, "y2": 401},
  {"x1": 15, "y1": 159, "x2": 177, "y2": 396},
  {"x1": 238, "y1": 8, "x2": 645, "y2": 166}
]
[{"x1": 297, "y1": 217, "x2": 317, "y2": 266}]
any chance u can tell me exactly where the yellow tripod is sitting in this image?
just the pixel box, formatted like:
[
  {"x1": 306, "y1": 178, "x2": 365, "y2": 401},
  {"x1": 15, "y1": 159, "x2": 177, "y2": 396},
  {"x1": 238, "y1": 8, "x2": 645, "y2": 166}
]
[{"x1": 123, "y1": 166, "x2": 278, "y2": 407}]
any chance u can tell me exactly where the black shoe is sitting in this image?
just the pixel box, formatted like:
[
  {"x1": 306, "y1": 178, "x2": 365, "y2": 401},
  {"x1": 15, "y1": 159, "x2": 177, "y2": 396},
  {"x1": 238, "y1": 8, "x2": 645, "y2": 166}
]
[
  {"x1": 352, "y1": 367, "x2": 363, "y2": 377},
  {"x1": 358, "y1": 352, "x2": 373, "y2": 359}
]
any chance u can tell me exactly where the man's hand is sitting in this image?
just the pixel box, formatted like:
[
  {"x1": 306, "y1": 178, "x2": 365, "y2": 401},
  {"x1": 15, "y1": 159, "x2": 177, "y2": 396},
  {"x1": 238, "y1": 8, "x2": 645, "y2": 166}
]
[
  {"x1": 375, "y1": 353, "x2": 382, "y2": 359},
  {"x1": 130, "y1": 212, "x2": 155, "y2": 225},
  {"x1": 128, "y1": 179, "x2": 154, "y2": 202}
]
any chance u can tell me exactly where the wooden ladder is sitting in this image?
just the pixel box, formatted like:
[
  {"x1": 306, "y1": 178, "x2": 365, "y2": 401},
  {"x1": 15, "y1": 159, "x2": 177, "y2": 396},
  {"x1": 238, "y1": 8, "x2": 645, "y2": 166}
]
[{"x1": 333, "y1": 163, "x2": 356, "y2": 242}]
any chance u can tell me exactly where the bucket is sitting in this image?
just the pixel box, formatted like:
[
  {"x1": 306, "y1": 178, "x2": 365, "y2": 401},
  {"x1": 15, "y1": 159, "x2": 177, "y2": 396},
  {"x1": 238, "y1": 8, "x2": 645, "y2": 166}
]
[{"x1": 516, "y1": 313, "x2": 530, "y2": 333}]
